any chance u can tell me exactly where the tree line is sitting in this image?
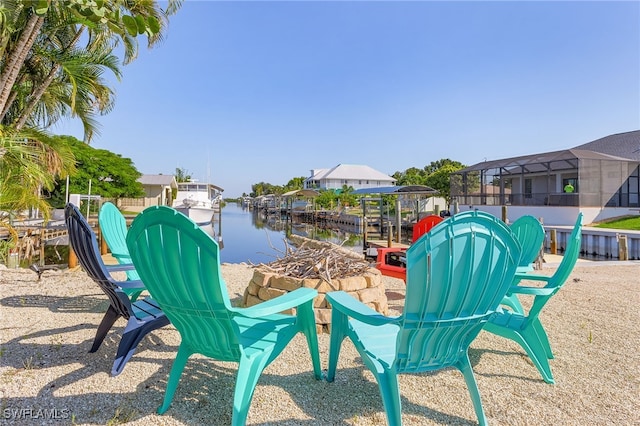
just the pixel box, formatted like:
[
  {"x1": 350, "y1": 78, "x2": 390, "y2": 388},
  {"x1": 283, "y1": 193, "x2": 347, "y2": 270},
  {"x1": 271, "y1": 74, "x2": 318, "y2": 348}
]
[{"x1": 248, "y1": 159, "x2": 466, "y2": 209}]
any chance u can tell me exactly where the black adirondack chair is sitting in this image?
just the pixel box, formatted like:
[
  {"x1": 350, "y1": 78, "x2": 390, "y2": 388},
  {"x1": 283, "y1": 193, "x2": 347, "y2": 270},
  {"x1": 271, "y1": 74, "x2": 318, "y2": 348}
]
[{"x1": 65, "y1": 203, "x2": 169, "y2": 376}]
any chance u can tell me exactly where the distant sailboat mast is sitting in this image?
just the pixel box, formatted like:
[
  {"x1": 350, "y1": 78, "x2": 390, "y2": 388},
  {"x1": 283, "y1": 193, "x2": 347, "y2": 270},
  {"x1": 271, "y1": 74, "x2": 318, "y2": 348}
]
[
  {"x1": 206, "y1": 149, "x2": 224, "y2": 248},
  {"x1": 206, "y1": 150, "x2": 211, "y2": 187}
]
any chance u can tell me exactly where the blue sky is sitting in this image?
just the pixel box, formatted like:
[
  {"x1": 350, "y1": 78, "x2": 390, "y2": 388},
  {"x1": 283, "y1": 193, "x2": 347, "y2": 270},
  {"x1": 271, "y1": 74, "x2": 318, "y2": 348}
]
[{"x1": 56, "y1": 1, "x2": 640, "y2": 198}]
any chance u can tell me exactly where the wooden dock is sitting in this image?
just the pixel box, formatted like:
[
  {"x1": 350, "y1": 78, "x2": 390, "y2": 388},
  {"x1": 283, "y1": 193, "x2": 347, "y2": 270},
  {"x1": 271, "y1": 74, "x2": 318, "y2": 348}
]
[{"x1": 365, "y1": 239, "x2": 409, "y2": 250}]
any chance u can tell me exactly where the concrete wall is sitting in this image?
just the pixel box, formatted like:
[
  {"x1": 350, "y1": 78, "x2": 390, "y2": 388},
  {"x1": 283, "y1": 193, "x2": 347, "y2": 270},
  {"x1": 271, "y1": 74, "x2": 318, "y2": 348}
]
[{"x1": 456, "y1": 205, "x2": 639, "y2": 226}]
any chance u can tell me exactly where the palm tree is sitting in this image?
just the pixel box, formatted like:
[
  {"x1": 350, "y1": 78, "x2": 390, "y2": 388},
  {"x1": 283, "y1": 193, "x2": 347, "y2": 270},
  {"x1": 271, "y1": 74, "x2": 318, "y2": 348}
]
[
  {"x1": 1, "y1": 1, "x2": 182, "y2": 140},
  {"x1": 175, "y1": 167, "x2": 192, "y2": 183},
  {"x1": 0, "y1": 0, "x2": 182, "y2": 257},
  {"x1": 0, "y1": 124, "x2": 76, "y2": 233},
  {"x1": 0, "y1": 2, "x2": 46, "y2": 119},
  {"x1": 0, "y1": 1, "x2": 180, "y2": 112},
  {"x1": 5, "y1": 31, "x2": 122, "y2": 141},
  {"x1": 338, "y1": 184, "x2": 357, "y2": 207}
]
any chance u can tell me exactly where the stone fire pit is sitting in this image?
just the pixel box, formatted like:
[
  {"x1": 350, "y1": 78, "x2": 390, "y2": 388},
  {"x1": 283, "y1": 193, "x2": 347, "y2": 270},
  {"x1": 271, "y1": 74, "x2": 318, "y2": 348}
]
[{"x1": 242, "y1": 236, "x2": 389, "y2": 333}]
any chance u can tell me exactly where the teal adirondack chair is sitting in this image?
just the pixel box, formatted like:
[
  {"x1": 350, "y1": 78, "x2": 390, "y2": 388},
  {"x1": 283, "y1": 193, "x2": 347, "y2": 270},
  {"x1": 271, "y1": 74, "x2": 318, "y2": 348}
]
[
  {"x1": 510, "y1": 215, "x2": 545, "y2": 273},
  {"x1": 126, "y1": 206, "x2": 322, "y2": 425},
  {"x1": 500, "y1": 215, "x2": 546, "y2": 312},
  {"x1": 484, "y1": 213, "x2": 583, "y2": 384},
  {"x1": 98, "y1": 202, "x2": 142, "y2": 277},
  {"x1": 327, "y1": 211, "x2": 521, "y2": 426}
]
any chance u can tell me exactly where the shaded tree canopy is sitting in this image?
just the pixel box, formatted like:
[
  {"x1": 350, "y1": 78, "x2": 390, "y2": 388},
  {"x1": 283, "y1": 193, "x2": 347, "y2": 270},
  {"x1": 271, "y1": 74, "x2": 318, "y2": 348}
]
[
  {"x1": 392, "y1": 159, "x2": 466, "y2": 204},
  {"x1": 175, "y1": 167, "x2": 192, "y2": 183},
  {"x1": 251, "y1": 176, "x2": 307, "y2": 197},
  {"x1": 43, "y1": 135, "x2": 143, "y2": 207}
]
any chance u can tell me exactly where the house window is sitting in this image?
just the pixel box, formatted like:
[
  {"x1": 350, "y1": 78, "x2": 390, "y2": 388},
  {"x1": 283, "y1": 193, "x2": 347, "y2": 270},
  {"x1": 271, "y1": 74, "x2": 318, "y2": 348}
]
[
  {"x1": 629, "y1": 174, "x2": 639, "y2": 206},
  {"x1": 524, "y1": 179, "x2": 532, "y2": 199},
  {"x1": 616, "y1": 166, "x2": 639, "y2": 207}
]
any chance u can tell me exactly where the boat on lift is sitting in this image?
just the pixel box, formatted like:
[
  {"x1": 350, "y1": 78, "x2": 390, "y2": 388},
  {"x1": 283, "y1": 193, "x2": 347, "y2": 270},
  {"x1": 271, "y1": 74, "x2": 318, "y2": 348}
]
[{"x1": 172, "y1": 181, "x2": 223, "y2": 226}]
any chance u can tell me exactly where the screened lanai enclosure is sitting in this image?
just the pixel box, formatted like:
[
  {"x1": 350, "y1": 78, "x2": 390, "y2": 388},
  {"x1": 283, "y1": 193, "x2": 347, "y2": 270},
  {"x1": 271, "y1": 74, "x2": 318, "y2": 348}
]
[{"x1": 450, "y1": 131, "x2": 640, "y2": 209}]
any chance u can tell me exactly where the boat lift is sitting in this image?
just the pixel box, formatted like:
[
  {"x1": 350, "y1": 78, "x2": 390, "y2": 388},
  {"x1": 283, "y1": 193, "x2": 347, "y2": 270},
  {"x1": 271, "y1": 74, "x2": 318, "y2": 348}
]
[{"x1": 352, "y1": 185, "x2": 439, "y2": 258}]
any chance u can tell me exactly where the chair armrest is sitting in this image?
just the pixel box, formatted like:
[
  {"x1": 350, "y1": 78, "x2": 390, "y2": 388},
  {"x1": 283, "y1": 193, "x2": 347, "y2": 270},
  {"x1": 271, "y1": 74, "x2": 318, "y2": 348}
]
[
  {"x1": 376, "y1": 247, "x2": 407, "y2": 263},
  {"x1": 109, "y1": 250, "x2": 130, "y2": 259},
  {"x1": 376, "y1": 247, "x2": 407, "y2": 255},
  {"x1": 238, "y1": 287, "x2": 318, "y2": 318},
  {"x1": 509, "y1": 273, "x2": 555, "y2": 296},
  {"x1": 115, "y1": 279, "x2": 145, "y2": 290},
  {"x1": 106, "y1": 263, "x2": 136, "y2": 273},
  {"x1": 508, "y1": 285, "x2": 555, "y2": 296},
  {"x1": 327, "y1": 291, "x2": 400, "y2": 326},
  {"x1": 514, "y1": 272, "x2": 551, "y2": 282}
]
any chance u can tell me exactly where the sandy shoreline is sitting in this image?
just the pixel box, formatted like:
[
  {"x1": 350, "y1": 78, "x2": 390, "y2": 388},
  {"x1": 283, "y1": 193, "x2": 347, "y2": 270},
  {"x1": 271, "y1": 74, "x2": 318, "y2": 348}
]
[{"x1": 0, "y1": 260, "x2": 639, "y2": 425}]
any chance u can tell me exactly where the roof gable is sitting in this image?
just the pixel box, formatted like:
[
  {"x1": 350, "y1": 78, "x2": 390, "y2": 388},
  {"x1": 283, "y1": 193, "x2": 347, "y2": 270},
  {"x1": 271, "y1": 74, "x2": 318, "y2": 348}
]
[
  {"x1": 459, "y1": 130, "x2": 640, "y2": 173},
  {"x1": 308, "y1": 168, "x2": 330, "y2": 180},
  {"x1": 572, "y1": 130, "x2": 640, "y2": 161},
  {"x1": 319, "y1": 164, "x2": 395, "y2": 181},
  {"x1": 138, "y1": 174, "x2": 177, "y2": 187}
]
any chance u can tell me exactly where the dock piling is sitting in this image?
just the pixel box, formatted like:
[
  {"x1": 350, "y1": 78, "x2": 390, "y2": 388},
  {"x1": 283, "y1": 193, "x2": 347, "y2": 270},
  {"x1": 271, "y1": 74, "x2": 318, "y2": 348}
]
[{"x1": 618, "y1": 235, "x2": 628, "y2": 261}]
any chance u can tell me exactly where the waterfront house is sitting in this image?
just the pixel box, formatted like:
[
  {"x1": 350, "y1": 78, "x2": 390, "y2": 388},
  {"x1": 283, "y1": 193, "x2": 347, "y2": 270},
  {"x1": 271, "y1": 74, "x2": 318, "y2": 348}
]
[
  {"x1": 118, "y1": 174, "x2": 178, "y2": 213},
  {"x1": 450, "y1": 130, "x2": 640, "y2": 225},
  {"x1": 304, "y1": 164, "x2": 396, "y2": 191}
]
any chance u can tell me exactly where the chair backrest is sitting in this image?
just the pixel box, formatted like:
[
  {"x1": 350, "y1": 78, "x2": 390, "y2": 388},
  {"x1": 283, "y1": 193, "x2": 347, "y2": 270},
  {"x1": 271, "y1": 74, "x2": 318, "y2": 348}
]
[
  {"x1": 65, "y1": 203, "x2": 133, "y2": 319},
  {"x1": 542, "y1": 213, "x2": 583, "y2": 294},
  {"x1": 451, "y1": 210, "x2": 524, "y2": 267},
  {"x1": 99, "y1": 202, "x2": 131, "y2": 262},
  {"x1": 510, "y1": 215, "x2": 545, "y2": 268},
  {"x1": 521, "y1": 213, "x2": 583, "y2": 324},
  {"x1": 397, "y1": 210, "x2": 521, "y2": 372},
  {"x1": 452, "y1": 209, "x2": 501, "y2": 223},
  {"x1": 411, "y1": 215, "x2": 444, "y2": 242},
  {"x1": 126, "y1": 206, "x2": 241, "y2": 361},
  {"x1": 99, "y1": 202, "x2": 140, "y2": 280}
]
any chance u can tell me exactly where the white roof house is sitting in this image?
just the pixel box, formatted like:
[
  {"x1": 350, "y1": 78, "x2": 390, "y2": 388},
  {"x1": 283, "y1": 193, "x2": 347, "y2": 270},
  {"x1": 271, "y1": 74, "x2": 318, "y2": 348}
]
[
  {"x1": 304, "y1": 164, "x2": 396, "y2": 191},
  {"x1": 138, "y1": 174, "x2": 178, "y2": 207}
]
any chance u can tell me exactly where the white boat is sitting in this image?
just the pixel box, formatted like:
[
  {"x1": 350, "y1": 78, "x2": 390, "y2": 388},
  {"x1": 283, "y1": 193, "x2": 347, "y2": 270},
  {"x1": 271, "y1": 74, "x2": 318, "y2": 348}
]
[
  {"x1": 172, "y1": 181, "x2": 223, "y2": 226},
  {"x1": 241, "y1": 196, "x2": 252, "y2": 209}
]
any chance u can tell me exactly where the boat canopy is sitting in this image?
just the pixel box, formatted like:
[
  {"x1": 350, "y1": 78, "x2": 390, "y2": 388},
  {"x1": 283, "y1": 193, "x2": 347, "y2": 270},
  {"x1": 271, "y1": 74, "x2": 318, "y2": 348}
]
[
  {"x1": 177, "y1": 182, "x2": 224, "y2": 192},
  {"x1": 352, "y1": 185, "x2": 438, "y2": 195},
  {"x1": 282, "y1": 189, "x2": 320, "y2": 197}
]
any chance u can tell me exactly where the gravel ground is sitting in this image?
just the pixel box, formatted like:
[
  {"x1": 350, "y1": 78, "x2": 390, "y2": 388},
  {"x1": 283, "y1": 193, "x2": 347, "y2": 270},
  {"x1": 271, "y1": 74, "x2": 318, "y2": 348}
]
[{"x1": 0, "y1": 260, "x2": 638, "y2": 425}]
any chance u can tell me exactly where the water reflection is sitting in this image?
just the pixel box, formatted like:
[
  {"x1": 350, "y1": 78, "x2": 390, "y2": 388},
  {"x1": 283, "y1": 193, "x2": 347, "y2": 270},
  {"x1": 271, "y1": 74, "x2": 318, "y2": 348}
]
[{"x1": 219, "y1": 203, "x2": 363, "y2": 264}]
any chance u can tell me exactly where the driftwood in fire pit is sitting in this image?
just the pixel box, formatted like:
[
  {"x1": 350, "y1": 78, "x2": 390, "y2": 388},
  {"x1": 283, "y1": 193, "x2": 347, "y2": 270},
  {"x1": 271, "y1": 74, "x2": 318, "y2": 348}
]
[
  {"x1": 245, "y1": 235, "x2": 388, "y2": 333},
  {"x1": 251, "y1": 239, "x2": 371, "y2": 285}
]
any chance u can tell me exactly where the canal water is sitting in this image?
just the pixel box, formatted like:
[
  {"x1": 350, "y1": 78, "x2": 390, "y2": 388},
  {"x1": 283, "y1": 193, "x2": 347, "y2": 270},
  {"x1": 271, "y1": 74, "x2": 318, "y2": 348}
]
[
  {"x1": 218, "y1": 203, "x2": 364, "y2": 264},
  {"x1": 41, "y1": 203, "x2": 613, "y2": 267},
  {"x1": 216, "y1": 204, "x2": 620, "y2": 264},
  {"x1": 38, "y1": 203, "x2": 364, "y2": 267}
]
